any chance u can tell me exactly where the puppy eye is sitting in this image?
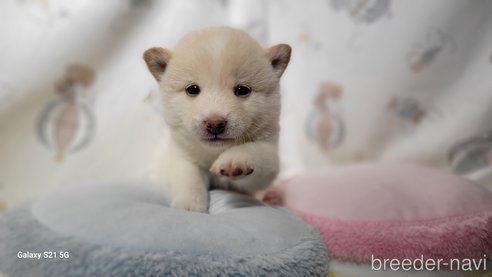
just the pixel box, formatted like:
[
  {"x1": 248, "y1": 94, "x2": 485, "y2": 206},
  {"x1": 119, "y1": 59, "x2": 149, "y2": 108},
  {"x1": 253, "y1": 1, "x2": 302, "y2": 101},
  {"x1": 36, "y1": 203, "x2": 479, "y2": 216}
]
[
  {"x1": 185, "y1": 84, "x2": 201, "y2": 96},
  {"x1": 234, "y1": 85, "x2": 251, "y2": 97}
]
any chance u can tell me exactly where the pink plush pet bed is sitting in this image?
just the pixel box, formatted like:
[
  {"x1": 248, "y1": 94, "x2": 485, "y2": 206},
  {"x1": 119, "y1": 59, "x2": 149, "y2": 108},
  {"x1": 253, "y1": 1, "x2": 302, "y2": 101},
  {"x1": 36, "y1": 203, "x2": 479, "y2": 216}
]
[{"x1": 272, "y1": 163, "x2": 492, "y2": 277}]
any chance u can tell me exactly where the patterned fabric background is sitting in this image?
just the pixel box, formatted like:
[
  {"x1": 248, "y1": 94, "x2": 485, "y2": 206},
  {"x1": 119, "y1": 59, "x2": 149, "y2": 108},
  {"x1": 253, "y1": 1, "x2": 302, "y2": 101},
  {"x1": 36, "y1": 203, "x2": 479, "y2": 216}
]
[{"x1": 1, "y1": 0, "x2": 492, "y2": 208}]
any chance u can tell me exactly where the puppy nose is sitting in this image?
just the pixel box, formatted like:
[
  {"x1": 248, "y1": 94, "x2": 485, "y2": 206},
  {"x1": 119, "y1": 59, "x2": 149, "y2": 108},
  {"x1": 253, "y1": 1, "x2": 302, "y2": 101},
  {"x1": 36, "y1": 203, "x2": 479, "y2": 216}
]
[{"x1": 204, "y1": 115, "x2": 227, "y2": 135}]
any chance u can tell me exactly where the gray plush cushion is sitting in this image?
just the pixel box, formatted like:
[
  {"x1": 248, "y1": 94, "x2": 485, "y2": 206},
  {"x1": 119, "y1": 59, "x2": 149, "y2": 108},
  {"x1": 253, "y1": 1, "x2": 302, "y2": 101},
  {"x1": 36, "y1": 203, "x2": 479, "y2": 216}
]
[{"x1": 0, "y1": 180, "x2": 328, "y2": 276}]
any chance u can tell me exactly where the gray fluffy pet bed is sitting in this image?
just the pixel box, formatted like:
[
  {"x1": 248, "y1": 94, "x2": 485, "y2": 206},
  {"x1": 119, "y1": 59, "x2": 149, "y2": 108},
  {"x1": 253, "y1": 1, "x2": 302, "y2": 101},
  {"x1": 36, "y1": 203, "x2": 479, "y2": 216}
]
[{"x1": 0, "y1": 180, "x2": 328, "y2": 276}]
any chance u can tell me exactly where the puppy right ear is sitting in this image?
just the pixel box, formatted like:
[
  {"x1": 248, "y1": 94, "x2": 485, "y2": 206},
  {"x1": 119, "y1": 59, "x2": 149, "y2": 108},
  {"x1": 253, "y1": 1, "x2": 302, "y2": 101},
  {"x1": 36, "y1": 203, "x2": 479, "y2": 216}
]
[
  {"x1": 266, "y1": 44, "x2": 291, "y2": 78},
  {"x1": 143, "y1": 47, "x2": 172, "y2": 82}
]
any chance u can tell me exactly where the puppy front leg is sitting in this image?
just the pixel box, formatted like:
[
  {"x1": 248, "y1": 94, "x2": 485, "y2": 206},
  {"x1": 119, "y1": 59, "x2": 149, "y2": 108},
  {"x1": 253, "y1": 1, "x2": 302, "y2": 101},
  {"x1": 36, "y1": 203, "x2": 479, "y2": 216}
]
[
  {"x1": 210, "y1": 141, "x2": 279, "y2": 194},
  {"x1": 152, "y1": 151, "x2": 209, "y2": 213},
  {"x1": 169, "y1": 160, "x2": 209, "y2": 212}
]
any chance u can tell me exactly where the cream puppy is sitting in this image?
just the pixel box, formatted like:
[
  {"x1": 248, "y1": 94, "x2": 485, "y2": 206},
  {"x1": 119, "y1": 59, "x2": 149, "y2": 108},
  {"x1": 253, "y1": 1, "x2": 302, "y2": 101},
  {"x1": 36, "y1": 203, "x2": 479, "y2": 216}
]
[{"x1": 143, "y1": 27, "x2": 291, "y2": 212}]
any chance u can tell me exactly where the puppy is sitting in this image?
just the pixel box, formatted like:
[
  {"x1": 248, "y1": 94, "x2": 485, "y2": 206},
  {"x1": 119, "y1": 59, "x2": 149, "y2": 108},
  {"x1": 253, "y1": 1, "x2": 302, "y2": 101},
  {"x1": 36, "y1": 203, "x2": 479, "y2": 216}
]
[{"x1": 143, "y1": 27, "x2": 291, "y2": 212}]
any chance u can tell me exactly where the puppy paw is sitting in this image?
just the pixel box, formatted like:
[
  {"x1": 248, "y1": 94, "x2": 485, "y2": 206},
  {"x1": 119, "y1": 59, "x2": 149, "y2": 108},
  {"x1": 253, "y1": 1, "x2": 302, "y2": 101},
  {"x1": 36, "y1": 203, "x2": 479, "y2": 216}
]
[
  {"x1": 262, "y1": 186, "x2": 284, "y2": 205},
  {"x1": 210, "y1": 151, "x2": 254, "y2": 180},
  {"x1": 171, "y1": 194, "x2": 208, "y2": 213}
]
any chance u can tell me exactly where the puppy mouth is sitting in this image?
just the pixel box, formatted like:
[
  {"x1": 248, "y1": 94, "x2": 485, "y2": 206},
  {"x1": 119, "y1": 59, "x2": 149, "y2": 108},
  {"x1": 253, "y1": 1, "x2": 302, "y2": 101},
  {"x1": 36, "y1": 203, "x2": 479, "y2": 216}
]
[{"x1": 201, "y1": 136, "x2": 234, "y2": 146}]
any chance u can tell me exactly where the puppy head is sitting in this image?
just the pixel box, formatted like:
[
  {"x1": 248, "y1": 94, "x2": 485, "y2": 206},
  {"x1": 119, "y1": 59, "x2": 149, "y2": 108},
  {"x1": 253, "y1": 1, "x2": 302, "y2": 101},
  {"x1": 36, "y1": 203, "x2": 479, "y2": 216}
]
[{"x1": 144, "y1": 27, "x2": 291, "y2": 147}]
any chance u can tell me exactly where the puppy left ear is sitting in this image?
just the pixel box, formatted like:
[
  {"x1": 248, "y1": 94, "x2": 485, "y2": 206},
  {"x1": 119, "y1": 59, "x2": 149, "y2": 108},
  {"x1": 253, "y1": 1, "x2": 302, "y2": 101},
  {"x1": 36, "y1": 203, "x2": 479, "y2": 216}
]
[
  {"x1": 143, "y1": 47, "x2": 172, "y2": 82},
  {"x1": 266, "y1": 44, "x2": 291, "y2": 78}
]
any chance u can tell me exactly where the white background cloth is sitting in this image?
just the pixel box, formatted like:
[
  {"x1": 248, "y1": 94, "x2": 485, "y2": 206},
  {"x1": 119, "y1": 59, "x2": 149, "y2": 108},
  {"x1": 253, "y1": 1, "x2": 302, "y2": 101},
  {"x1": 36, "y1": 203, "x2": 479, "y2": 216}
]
[{"x1": 1, "y1": 0, "x2": 492, "y2": 206}]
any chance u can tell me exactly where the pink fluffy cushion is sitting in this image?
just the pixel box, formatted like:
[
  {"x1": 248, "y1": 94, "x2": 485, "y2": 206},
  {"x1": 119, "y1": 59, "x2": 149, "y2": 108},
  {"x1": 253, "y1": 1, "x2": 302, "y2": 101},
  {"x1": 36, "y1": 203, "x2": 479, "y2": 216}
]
[{"x1": 278, "y1": 163, "x2": 492, "y2": 263}]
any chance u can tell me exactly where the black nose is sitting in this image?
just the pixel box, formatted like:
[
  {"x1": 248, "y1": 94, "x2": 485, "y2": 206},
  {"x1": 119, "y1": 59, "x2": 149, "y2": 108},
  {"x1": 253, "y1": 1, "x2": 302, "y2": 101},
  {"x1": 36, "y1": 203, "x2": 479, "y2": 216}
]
[{"x1": 204, "y1": 116, "x2": 227, "y2": 136}]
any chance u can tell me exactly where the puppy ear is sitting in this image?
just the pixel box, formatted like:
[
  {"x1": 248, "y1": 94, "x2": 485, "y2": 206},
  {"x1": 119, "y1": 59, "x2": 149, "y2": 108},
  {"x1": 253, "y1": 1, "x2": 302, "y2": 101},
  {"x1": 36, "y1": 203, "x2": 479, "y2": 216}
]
[
  {"x1": 143, "y1": 47, "x2": 172, "y2": 82},
  {"x1": 266, "y1": 44, "x2": 291, "y2": 78}
]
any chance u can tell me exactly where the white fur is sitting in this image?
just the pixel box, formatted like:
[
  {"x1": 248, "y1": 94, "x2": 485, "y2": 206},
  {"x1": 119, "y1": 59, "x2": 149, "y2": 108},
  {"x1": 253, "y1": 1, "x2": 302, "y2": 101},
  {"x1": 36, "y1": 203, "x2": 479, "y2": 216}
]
[{"x1": 144, "y1": 27, "x2": 291, "y2": 212}]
